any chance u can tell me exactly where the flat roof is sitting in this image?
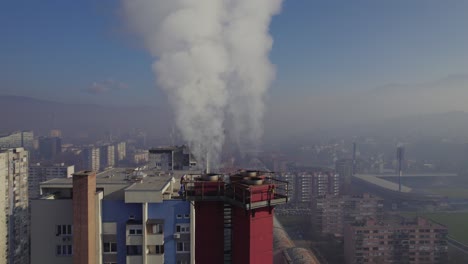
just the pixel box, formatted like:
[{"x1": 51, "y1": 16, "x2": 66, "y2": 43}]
[
  {"x1": 354, "y1": 174, "x2": 412, "y2": 193},
  {"x1": 374, "y1": 173, "x2": 458, "y2": 177},
  {"x1": 40, "y1": 168, "x2": 200, "y2": 192}
]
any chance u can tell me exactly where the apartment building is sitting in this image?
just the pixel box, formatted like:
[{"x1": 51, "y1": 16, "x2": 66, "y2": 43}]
[
  {"x1": 100, "y1": 144, "x2": 115, "y2": 169},
  {"x1": 31, "y1": 168, "x2": 193, "y2": 264},
  {"x1": 82, "y1": 147, "x2": 100, "y2": 172},
  {"x1": 311, "y1": 193, "x2": 384, "y2": 236},
  {"x1": 28, "y1": 163, "x2": 74, "y2": 199},
  {"x1": 115, "y1": 142, "x2": 126, "y2": 162},
  {"x1": 0, "y1": 131, "x2": 33, "y2": 149},
  {"x1": 0, "y1": 148, "x2": 29, "y2": 264},
  {"x1": 148, "y1": 146, "x2": 196, "y2": 171},
  {"x1": 344, "y1": 217, "x2": 448, "y2": 264}
]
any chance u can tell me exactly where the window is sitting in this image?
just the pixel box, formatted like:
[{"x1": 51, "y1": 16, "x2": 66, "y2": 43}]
[
  {"x1": 176, "y1": 224, "x2": 190, "y2": 233},
  {"x1": 56, "y1": 224, "x2": 72, "y2": 236},
  {"x1": 184, "y1": 214, "x2": 190, "y2": 219},
  {"x1": 176, "y1": 242, "x2": 190, "y2": 252},
  {"x1": 176, "y1": 214, "x2": 182, "y2": 219},
  {"x1": 56, "y1": 245, "x2": 73, "y2": 256},
  {"x1": 103, "y1": 242, "x2": 117, "y2": 253},
  {"x1": 129, "y1": 228, "x2": 143, "y2": 235},
  {"x1": 126, "y1": 245, "x2": 143, "y2": 255},
  {"x1": 148, "y1": 223, "x2": 163, "y2": 234},
  {"x1": 147, "y1": 245, "x2": 164, "y2": 255}
]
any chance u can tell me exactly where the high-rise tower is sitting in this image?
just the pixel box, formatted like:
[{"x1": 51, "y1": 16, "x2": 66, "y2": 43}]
[{"x1": 0, "y1": 148, "x2": 29, "y2": 264}]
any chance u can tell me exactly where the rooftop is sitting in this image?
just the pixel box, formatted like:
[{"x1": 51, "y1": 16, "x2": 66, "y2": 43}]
[
  {"x1": 40, "y1": 167, "x2": 201, "y2": 201},
  {"x1": 354, "y1": 174, "x2": 412, "y2": 193}
]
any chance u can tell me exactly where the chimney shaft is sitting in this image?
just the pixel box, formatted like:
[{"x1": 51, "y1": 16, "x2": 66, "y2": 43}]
[{"x1": 73, "y1": 171, "x2": 97, "y2": 264}]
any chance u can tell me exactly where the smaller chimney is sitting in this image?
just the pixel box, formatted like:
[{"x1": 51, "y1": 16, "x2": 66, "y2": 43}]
[{"x1": 73, "y1": 171, "x2": 97, "y2": 264}]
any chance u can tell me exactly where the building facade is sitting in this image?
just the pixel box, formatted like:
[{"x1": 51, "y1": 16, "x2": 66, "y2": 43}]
[
  {"x1": 31, "y1": 168, "x2": 193, "y2": 264},
  {"x1": 115, "y1": 142, "x2": 126, "y2": 162},
  {"x1": 28, "y1": 163, "x2": 74, "y2": 199},
  {"x1": 335, "y1": 159, "x2": 354, "y2": 194},
  {"x1": 133, "y1": 150, "x2": 149, "y2": 165},
  {"x1": 39, "y1": 137, "x2": 62, "y2": 160},
  {"x1": 311, "y1": 193, "x2": 384, "y2": 236},
  {"x1": 100, "y1": 145, "x2": 115, "y2": 169},
  {"x1": 0, "y1": 148, "x2": 30, "y2": 264},
  {"x1": 149, "y1": 146, "x2": 196, "y2": 171},
  {"x1": 344, "y1": 217, "x2": 448, "y2": 264},
  {"x1": 277, "y1": 170, "x2": 340, "y2": 205},
  {"x1": 0, "y1": 131, "x2": 33, "y2": 150},
  {"x1": 82, "y1": 147, "x2": 100, "y2": 172}
]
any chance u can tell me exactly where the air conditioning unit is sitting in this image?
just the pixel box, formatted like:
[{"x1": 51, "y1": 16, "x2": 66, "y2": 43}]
[{"x1": 173, "y1": 233, "x2": 180, "y2": 239}]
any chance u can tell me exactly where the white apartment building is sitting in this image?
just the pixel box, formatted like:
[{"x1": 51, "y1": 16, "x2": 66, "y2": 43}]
[{"x1": 0, "y1": 148, "x2": 29, "y2": 264}]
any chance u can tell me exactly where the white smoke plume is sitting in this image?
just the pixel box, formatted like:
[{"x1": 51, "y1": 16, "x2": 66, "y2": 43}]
[{"x1": 122, "y1": 0, "x2": 282, "y2": 169}]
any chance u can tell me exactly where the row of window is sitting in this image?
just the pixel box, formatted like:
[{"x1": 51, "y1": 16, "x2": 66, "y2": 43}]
[
  {"x1": 56, "y1": 225, "x2": 72, "y2": 236},
  {"x1": 128, "y1": 224, "x2": 187, "y2": 235},
  {"x1": 176, "y1": 224, "x2": 190, "y2": 233},
  {"x1": 103, "y1": 242, "x2": 117, "y2": 253},
  {"x1": 176, "y1": 214, "x2": 190, "y2": 219},
  {"x1": 103, "y1": 242, "x2": 189, "y2": 254},
  {"x1": 177, "y1": 242, "x2": 190, "y2": 252},
  {"x1": 56, "y1": 245, "x2": 73, "y2": 256},
  {"x1": 128, "y1": 228, "x2": 143, "y2": 235}
]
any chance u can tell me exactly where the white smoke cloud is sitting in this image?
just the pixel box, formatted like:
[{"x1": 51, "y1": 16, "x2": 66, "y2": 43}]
[{"x1": 122, "y1": 0, "x2": 282, "y2": 169}]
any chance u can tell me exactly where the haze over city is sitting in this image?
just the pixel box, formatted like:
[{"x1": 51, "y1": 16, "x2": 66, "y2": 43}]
[
  {"x1": 1, "y1": 1, "x2": 468, "y2": 264},
  {"x1": 2, "y1": 1, "x2": 468, "y2": 125}
]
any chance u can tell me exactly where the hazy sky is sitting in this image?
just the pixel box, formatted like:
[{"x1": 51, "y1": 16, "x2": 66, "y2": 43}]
[{"x1": 1, "y1": 0, "x2": 468, "y2": 106}]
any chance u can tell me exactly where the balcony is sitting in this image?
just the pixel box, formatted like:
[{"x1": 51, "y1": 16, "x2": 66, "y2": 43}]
[
  {"x1": 126, "y1": 235, "x2": 143, "y2": 245},
  {"x1": 147, "y1": 234, "x2": 164, "y2": 245},
  {"x1": 126, "y1": 255, "x2": 143, "y2": 264},
  {"x1": 147, "y1": 254, "x2": 164, "y2": 263}
]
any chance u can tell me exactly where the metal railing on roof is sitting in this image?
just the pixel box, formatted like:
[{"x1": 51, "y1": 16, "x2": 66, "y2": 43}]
[{"x1": 182, "y1": 176, "x2": 288, "y2": 210}]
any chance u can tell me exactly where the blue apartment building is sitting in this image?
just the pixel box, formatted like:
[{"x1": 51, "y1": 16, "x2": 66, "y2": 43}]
[{"x1": 31, "y1": 168, "x2": 194, "y2": 264}]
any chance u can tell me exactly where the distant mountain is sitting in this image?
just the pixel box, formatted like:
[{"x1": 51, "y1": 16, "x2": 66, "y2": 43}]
[{"x1": 0, "y1": 95, "x2": 172, "y2": 141}]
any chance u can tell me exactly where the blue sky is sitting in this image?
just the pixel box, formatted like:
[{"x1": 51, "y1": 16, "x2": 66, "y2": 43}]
[{"x1": 1, "y1": 0, "x2": 468, "y2": 106}]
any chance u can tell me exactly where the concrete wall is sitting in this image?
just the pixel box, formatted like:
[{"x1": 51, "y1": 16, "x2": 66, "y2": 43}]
[
  {"x1": 0, "y1": 153, "x2": 7, "y2": 264},
  {"x1": 101, "y1": 200, "x2": 142, "y2": 264},
  {"x1": 194, "y1": 201, "x2": 224, "y2": 264},
  {"x1": 31, "y1": 199, "x2": 73, "y2": 264},
  {"x1": 148, "y1": 200, "x2": 190, "y2": 264},
  {"x1": 232, "y1": 207, "x2": 274, "y2": 264}
]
